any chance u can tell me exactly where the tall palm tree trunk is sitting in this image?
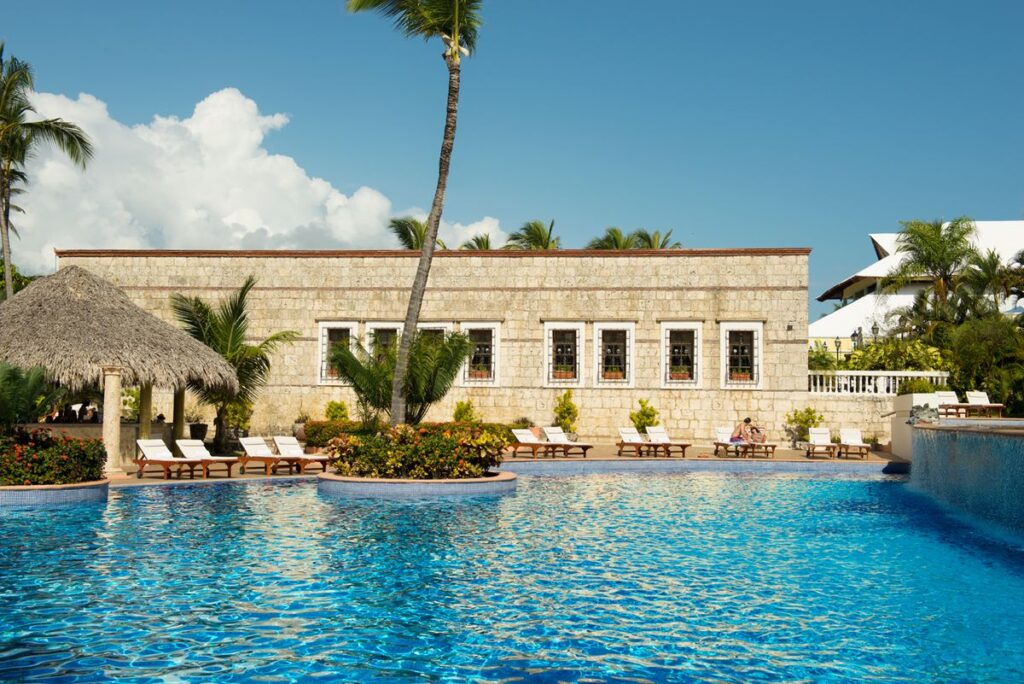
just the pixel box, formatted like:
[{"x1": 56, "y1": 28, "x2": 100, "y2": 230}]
[
  {"x1": 0, "y1": 174, "x2": 12, "y2": 301},
  {"x1": 389, "y1": 56, "x2": 461, "y2": 425}
]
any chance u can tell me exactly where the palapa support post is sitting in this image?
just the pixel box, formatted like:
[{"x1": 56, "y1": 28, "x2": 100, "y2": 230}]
[
  {"x1": 138, "y1": 383, "x2": 153, "y2": 439},
  {"x1": 172, "y1": 389, "x2": 185, "y2": 456},
  {"x1": 102, "y1": 366, "x2": 124, "y2": 476}
]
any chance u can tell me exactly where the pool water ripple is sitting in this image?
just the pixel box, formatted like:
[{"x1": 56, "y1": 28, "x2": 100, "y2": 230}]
[{"x1": 2, "y1": 473, "x2": 1024, "y2": 681}]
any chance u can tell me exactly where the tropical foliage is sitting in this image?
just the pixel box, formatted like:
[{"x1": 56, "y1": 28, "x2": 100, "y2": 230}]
[
  {"x1": 0, "y1": 429, "x2": 105, "y2": 486},
  {"x1": 633, "y1": 229, "x2": 681, "y2": 249},
  {"x1": 0, "y1": 259, "x2": 33, "y2": 301},
  {"x1": 453, "y1": 399, "x2": 479, "y2": 422},
  {"x1": 846, "y1": 338, "x2": 946, "y2": 371},
  {"x1": 505, "y1": 219, "x2": 560, "y2": 250},
  {"x1": 552, "y1": 389, "x2": 578, "y2": 433},
  {"x1": 587, "y1": 227, "x2": 635, "y2": 250},
  {"x1": 389, "y1": 217, "x2": 446, "y2": 250},
  {"x1": 783, "y1": 407, "x2": 824, "y2": 445},
  {"x1": 348, "y1": 0, "x2": 481, "y2": 426},
  {"x1": 629, "y1": 399, "x2": 659, "y2": 432},
  {"x1": 171, "y1": 276, "x2": 299, "y2": 451},
  {"x1": 460, "y1": 233, "x2": 493, "y2": 250},
  {"x1": 0, "y1": 363, "x2": 53, "y2": 432},
  {"x1": 329, "y1": 331, "x2": 473, "y2": 424},
  {"x1": 0, "y1": 44, "x2": 93, "y2": 300},
  {"x1": 325, "y1": 400, "x2": 350, "y2": 422}
]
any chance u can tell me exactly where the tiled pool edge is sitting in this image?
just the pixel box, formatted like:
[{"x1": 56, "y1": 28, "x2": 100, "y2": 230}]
[
  {"x1": 0, "y1": 479, "x2": 109, "y2": 506},
  {"x1": 318, "y1": 471, "x2": 518, "y2": 498},
  {"x1": 500, "y1": 458, "x2": 890, "y2": 475}
]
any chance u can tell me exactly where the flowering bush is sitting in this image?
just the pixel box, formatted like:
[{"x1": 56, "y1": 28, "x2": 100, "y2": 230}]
[
  {"x1": 0, "y1": 429, "x2": 106, "y2": 486},
  {"x1": 325, "y1": 424, "x2": 509, "y2": 479},
  {"x1": 304, "y1": 420, "x2": 373, "y2": 447}
]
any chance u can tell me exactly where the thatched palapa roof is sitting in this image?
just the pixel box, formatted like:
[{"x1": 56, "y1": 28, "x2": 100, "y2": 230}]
[{"x1": 0, "y1": 266, "x2": 239, "y2": 392}]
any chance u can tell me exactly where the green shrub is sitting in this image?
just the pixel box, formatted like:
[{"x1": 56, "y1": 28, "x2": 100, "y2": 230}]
[
  {"x1": 629, "y1": 399, "x2": 659, "y2": 432},
  {"x1": 304, "y1": 420, "x2": 370, "y2": 447},
  {"x1": 0, "y1": 364, "x2": 55, "y2": 431},
  {"x1": 897, "y1": 378, "x2": 948, "y2": 395},
  {"x1": 121, "y1": 387, "x2": 140, "y2": 422},
  {"x1": 511, "y1": 416, "x2": 534, "y2": 428},
  {"x1": 419, "y1": 421, "x2": 514, "y2": 443},
  {"x1": 325, "y1": 424, "x2": 509, "y2": 479},
  {"x1": 225, "y1": 398, "x2": 253, "y2": 431},
  {"x1": 783, "y1": 407, "x2": 824, "y2": 444},
  {"x1": 453, "y1": 400, "x2": 480, "y2": 423},
  {"x1": 325, "y1": 400, "x2": 349, "y2": 422},
  {"x1": 0, "y1": 429, "x2": 106, "y2": 486},
  {"x1": 553, "y1": 390, "x2": 578, "y2": 433}
]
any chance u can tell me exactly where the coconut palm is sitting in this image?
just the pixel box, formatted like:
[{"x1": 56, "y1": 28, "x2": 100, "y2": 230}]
[
  {"x1": 0, "y1": 363, "x2": 53, "y2": 431},
  {"x1": 0, "y1": 44, "x2": 93, "y2": 300},
  {"x1": 330, "y1": 331, "x2": 473, "y2": 424},
  {"x1": 505, "y1": 219, "x2": 560, "y2": 250},
  {"x1": 586, "y1": 227, "x2": 636, "y2": 250},
  {"x1": 632, "y1": 228, "x2": 681, "y2": 249},
  {"x1": 389, "y1": 216, "x2": 446, "y2": 250},
  {"x1": 962, "y1": 248, "x2": 1013, "y2": 312},
  {"x1": 348, "y1": 0, "x2": 481, "y2": 426},
  {"x1": 171, "y1": 276, "x2": 299, "y2": 452},
  {"x1": 460, "y1": 233, "x2": 492, "y2": 250},
  {"x1": 882, "y1": 217, "x2": 977, "y2": 308}
]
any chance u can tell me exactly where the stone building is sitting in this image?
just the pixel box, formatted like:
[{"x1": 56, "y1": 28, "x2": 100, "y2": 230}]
[{"x1": 57, "y1": 247, "x2": 828, "y2": 442}]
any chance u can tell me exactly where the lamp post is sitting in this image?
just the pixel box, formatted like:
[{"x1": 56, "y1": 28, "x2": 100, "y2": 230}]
[
  {"x1": 871, "y1": 322, "x2": 880, "y2": 339},
  {"x1": 834, "y1": 337, "x2": 841, "y2": 364}
]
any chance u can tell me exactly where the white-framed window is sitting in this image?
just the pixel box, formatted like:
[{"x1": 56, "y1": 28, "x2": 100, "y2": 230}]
[
  {"x1": 661, "y1": 321, "x2": 702, "y2": 388},
  {"x1": 460, "y1": 322, "x2": 501, "y2": 386},
  {"x1": 365, "y1": 321, "x2": 402, "y2": 358},
  {"x1": 318, "y1": 321, "x2": 357, "y2": 385},
  {"x1": 417, "y1": 321, "x2": 453, "y2": 346},
  {"x1": 544, "y1": 321, "x2": 585, "y2": 387},
  {"x1": 720, "y1": 321, "x2": 764, "y2": 390},
  {"x1": 593, "y1": 322, "x2": 635, "y2": 387}
]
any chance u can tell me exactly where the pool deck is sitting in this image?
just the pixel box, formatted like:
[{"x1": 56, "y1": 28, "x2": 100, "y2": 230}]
[{"x1": 107, "y1": 443, "x2": 896, "y2": 487}]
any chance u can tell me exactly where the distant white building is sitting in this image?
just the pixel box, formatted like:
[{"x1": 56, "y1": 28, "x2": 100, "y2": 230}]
[{"x1": 810, "y1": 220, "x2": 1024, "y2": 351}]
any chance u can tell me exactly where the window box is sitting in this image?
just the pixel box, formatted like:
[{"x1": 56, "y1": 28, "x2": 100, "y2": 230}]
[
  {"x1": 552, "y1": 368, "x2": 576, "y2": 380},
  {"x1": 729, "y1": 371, "x2": 752, "y2": 382},
  {"x1": 669, "y1": 368, "x2": 691, "y2": 381},
  {"x1": 602, "y1": 368, "x2": 625, "y2": 380},
  {"x1": 468, "y1": 367, "x2": 492, "y2": 380}
]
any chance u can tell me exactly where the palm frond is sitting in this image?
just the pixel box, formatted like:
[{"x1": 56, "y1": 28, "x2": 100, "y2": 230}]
[{"x1": 505, "y1": 219, "x2": 559, "y2": 250}]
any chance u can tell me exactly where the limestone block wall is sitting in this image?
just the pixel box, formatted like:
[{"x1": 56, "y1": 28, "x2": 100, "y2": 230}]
[{"x1": 58, "y1": 248, "x2": 818, "y2": 443}]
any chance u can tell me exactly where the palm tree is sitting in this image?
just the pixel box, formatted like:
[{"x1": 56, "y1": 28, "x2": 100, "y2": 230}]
[
  {"x1": 460, "y1": 233, "x2": 492, "y2": 250},
  {"x1": 881, "y1": 217, "x2": 977, "y2": 309},
  {"x1": 961, "y1": 248, "x2": 1013, "y2": 313},
  {"x1": 0, "y1": 363, "x2": 54, "y2": 430},
  {"x1": 171, "y1": 276, "x2": 299, "y2": 452},
  {"x1": 389, "y1": 216, "x2": 446, "y2": 250},
  {"x1": 348, "y1": 0, "x2": 481, "y2": 426},
  {"x1": 0, "y1": 44, "x2": 93, "y2": 300},
  {"x1": 505, "y1": 219, "x2": 560, "y2": 250},
  {"x1": 632, "y1": 228, "x2": 681, "y2": 249},
  {"x1": 586, "y1": 227, "x2": 636, "y2": 249}
]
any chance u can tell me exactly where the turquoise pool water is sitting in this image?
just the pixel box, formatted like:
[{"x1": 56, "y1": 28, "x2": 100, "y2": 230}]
[{"x1": 2, "y1": 471, "x2": 1024, "y2": 682}]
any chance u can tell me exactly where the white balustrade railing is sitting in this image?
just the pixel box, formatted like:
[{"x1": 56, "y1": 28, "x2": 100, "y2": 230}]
[{"x1": 808, "y1": 370, "x2": 950, "y2": 395}]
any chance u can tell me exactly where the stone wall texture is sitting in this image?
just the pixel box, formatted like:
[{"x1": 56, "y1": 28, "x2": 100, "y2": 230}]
[{"x1": 53, "y1": 248, "x2": 889, "y2": 444}]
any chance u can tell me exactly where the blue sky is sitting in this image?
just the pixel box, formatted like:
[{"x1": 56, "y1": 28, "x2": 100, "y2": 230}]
[{"x1": 5, "y1": 0, "x2": 1024, "y2": 318}]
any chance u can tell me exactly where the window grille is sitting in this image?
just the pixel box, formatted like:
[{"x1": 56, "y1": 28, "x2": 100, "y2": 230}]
[
  {"x1": 727, "y1": 329, "x2": 759, "y2": 384},
  {"x1": 320, "y1": 327, "x2": 351, "y2": 382},
  {"x1": 600, "y1": 329, "x2": 630, "y2": 382},
  {"x1": 466, "y1": 329, "x2": 494, "y2": 382},
  {"x1": 549, "y1": 329, "x2": 579, "y2": 382},
  {"x1": 370, "y1": 328, "x2": 398, "y2": 360},
  {"x1": 665, "y1": 329, "x2": 696, "y2": 383}
]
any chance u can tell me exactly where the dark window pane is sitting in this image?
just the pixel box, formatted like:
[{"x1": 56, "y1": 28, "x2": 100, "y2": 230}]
[
  {"x1": 468, "y1": 329, "x2": 493, "y2": 380},
  {"x1": 668, "y1": 329, "x2": 695, "y2": 381},
  {"x1": 551, "y1": 329, "x2": 577, "y2": 379},
  {"x1": 601, "y1": 329, "x2": 627, "y2": 380},
  {"x1": 728, "y1": 330, "x2": 755, "y2": 381},
  {"x1": 371, "y1": 328, "x2": 398, "y2": 360},
  {"x1": 324, "y1": 327, "x2": 350, "y2": 379}
]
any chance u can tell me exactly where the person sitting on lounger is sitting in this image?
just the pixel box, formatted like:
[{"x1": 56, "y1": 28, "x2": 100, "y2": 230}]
[{"x1": 732, "y1": 417, "x2": 767, "y2": 444}]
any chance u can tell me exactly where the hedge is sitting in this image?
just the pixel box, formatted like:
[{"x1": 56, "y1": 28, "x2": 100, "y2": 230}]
[{"x1": 0, "y1": 429, "x2": 106, "y2": 486}]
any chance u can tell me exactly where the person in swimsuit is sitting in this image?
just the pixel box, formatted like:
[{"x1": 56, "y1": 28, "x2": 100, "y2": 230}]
[{"x1": 731, "y1": 417, "x2": 767, "y2": 444}]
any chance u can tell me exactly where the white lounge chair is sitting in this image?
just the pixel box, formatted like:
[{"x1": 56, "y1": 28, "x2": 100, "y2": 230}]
[
  {"x1": 965, "y1": 391, "x2": 1005, "y2": 417},
  {"x1": 509, "y1": 428, "x2": 556, "y2": 458},
  {"x1": 713, "y1": 427, "x2": 741, "y2": 457},
  {"x1": 541, "y1": 426, "x2": 592, "y2": 457},
  {"x1": 135, "y1": 439, "x2": 203, "y2": 479},
  {"x1": 644, "y1": 425, "x2": 690, "y2": 457},
  {"x1": 936, "y1": 390, "x2": 967, "y2": 417},
  {"x1": 273, "y1": 436, "x2": 329, "y2": 474},
  {"x1": 175, "y1": 439, "x2": 239, "y2": 478},
  {"x1": 838, "y1": 428, "x2": 871, "y2": 459},
  {"x1": 238, "y1": 437, "x2": 285, "y2": 475},
  {"x1": 617, "y1": 427, "x2": 650, "y2": 457},
  {"x1": 805, "y1": 427, "x2": 836, "y2": 459}
]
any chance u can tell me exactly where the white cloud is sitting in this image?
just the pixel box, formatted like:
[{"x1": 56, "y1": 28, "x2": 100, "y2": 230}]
[{"x1": 12, "y1": 88, "x2": 505, "y2": 272}]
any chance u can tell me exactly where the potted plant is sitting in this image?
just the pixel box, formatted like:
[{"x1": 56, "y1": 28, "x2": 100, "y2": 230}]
[
  {"x1": 185, "y1": 408, "x2": 208, "y2": 441},
  {"x1": 468, "y1": 363, "x2": 491, "y2": 380},
  {"x1": 729, "y1": 370, "x2": 752, "y2": 382},
  {"x1": 669, "y1": 365, "x2": 691, "y2": 381},
  {"x1": 293, "y1": 410, "x2": 311, "y2": 442},
  {"x1": 552, "y1": 365, "x2": 575, "y2": 380},
  {"x1": 602, "y1": 365, "x2": 625, "y2": 380}
]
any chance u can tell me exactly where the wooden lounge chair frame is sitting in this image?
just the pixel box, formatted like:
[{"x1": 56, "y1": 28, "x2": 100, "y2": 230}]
[
  {"x1": 838, "y1": 428, "x2": 870, "y2": 460},
  {"x1": 509, "y1": 429, "x2": 557, "y2": 458},
  {"x1": 274, "y1": 436, "x2": 329, "y2": 474},
  {"x1": 713, "y1": 427, "x2": 742, "y2": 457},
  {"x1": 644, "y1": 425, "x2": 689, "y2": 457},
  {"x1": 541, "y1": 426, "x2": 592, "y2": 458},
  {"x1": 617, "y1": 427, "x2": 651, "y2": 457},
  {"x1": 135, "y1": 439, "x2": 202, "y2": 479},
  {"x1": 739, "y1": 442, "x2": 777, "y2": 459},
  {"x1": 964, "y1": 391, "x2": 1005, "y2": 418},
  {"x1": 805, "y1": 427, "x2": 837, "y2": 459},
  {"x1": 238, "y1": 437, "x2": 284, "y2": 475},
  {"x1": 176, "y1": 439, "x2": 239, "y2": 478}
]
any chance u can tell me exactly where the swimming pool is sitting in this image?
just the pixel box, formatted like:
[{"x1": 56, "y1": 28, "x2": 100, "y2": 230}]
[{"x1": 2, "y1": 470, "x2": 1024, "y2": 682}]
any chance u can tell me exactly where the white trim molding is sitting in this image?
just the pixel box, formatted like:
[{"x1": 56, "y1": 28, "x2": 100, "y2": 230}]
[
  {"x1": 543, "y1": 321, "x2": 586, "y2": 388},
  {"x1": 364, "y1": 321, "x2": 403, "y2": 349},
  {"x1": 593, "y1": 322, "x2": 635, "y2": 388},
  {"x1": 317, "y1": 320, "x2": 357, "y2": 386},
  {"x1": 660, "y1": 321, "x2": 703, "y2": 389},
  {"x1": 459, "y1": 322, "x2": 501, "y2": 387},
  {"x1": 720, "y1": 321, "x2": 764, "y2": 390}
]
